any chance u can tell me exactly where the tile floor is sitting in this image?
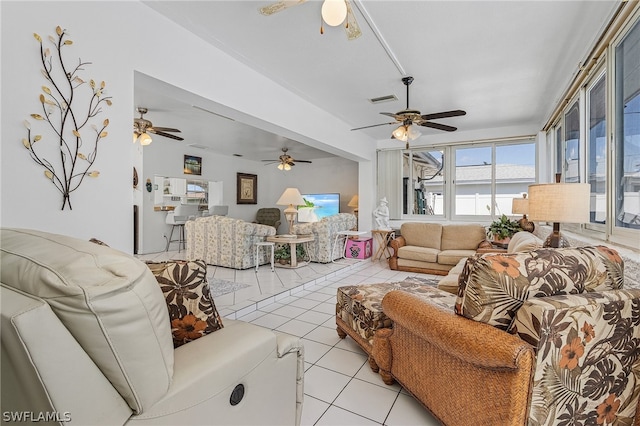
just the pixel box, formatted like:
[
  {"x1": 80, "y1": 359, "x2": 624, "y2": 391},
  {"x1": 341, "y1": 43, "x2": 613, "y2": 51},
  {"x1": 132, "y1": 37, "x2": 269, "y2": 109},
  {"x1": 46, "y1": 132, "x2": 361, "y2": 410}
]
[{"x1": 137, "y1": 249, "x2": 441, "y2": 425}]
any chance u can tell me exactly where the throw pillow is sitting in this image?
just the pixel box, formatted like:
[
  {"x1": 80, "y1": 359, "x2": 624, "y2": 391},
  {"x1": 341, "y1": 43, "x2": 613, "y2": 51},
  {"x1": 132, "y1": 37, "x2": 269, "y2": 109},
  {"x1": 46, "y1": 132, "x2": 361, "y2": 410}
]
[
  {"x1": 454, "y1": 246, "x2": 624, "y2": 331},
  {"x1": 146, "y1": 260, "x2": 223, "y2": 347}
]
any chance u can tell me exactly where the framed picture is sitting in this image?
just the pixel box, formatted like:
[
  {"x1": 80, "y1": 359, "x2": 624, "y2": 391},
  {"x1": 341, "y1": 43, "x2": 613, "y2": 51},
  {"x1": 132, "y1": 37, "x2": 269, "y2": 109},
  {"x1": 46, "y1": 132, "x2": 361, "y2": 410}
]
[
  {"x1": 237, "y1": 173, "x2": 257, "y2": 204},
  {"x1": 184, "y1": 155, "x2": 202, "y2": 175}
]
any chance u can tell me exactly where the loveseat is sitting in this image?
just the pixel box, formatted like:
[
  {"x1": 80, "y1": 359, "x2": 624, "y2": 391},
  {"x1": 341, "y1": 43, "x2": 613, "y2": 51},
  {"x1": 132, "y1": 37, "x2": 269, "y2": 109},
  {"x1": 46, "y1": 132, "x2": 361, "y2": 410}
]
[
  {"x1": 292, "y1": 213, "x2": 357, "y2": 263},
  {"x1": 372, "y1": 245, "x2": 640, "y2": 425},
  {"x1": 185, "y1": 215, "x2": 276, "y2": 269},
  {"x1": 389, "y1": 222, "x2": 486, "y2": 275},
  {"x1": 1, "y1": 228, "x2": 304, "y2": 425}
]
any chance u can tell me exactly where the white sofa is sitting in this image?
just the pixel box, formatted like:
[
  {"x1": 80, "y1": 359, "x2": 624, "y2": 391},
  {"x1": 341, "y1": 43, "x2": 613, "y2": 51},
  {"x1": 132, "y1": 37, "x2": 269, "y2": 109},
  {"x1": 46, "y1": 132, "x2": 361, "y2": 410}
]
[
  {"x1": 292, "y1": 213, "x2": 357, "y2": 263},
  {"x1": 1, "y1": 228, "x2": 303, "y2": 425}
]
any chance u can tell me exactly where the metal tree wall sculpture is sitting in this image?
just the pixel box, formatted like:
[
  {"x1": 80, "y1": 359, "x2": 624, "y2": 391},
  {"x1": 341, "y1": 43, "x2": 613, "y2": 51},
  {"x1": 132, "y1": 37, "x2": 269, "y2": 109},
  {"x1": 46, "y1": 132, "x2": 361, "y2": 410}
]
[{"x1": 23, "y1": 26, "x2": 112, "y2": 210}]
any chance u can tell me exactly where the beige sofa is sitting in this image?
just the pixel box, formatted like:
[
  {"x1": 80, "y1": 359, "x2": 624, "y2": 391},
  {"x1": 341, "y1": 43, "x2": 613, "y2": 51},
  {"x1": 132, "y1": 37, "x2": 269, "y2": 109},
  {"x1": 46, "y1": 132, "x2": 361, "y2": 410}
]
[
  {"x1": 389, "y1": 222, "x2": 486, "y2": 275},
  {"x1": 1, "y1": 228, "x2": 303, "y2": 425},
  {"x1": 292, "y1": 213, "x2": 357, "y2": 263},
  {"x1": 438, "y1": 231, "x2": 543, "y2": 293},
  {"x1": 185, "y1": 215, "x2": 276, "y2": 269}
]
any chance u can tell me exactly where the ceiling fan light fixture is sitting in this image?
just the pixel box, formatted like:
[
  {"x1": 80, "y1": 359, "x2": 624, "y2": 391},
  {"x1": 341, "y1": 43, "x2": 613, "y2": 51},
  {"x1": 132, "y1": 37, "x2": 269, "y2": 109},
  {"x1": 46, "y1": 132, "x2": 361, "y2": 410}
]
[
  {"x1": 321, "y1": 0, "x2": 347, "y2": 26},
  {"x1": 139, "y1": 133, "x2": 153, "y2": 146},
  {"x1": 133, "y1": 132, "x2": 139, "y2": 143}
]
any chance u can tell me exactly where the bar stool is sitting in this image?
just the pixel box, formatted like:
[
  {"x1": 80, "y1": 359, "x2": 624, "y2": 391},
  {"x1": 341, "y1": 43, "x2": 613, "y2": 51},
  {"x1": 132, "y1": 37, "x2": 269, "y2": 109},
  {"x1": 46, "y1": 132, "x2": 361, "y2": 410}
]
[
  {"x1": 165, "y1": 211, "x2": 187, "y2": 252},
  {"x1": 255, "y1": 241, "x2": 275, "y2": 272}
]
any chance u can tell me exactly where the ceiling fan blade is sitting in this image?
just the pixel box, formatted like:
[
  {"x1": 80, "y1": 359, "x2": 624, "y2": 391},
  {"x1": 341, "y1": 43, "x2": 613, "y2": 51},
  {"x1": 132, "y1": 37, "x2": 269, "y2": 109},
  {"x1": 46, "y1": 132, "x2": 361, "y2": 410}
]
[
  {"x1": 294, "y1": 160, "x2": 313, "y2": 163},
  {"x1": 351, "y1": 121, "x2": 397, "y2": 131},
  {"x1": 419, "y1": 121, "x2": 458, "y2": 132},
  {"x1": 344, "y1": 0, "x2": 362, "y2": 40},
  {"x1": 380, "y1": 112, "x2": 403, "y2": 120},
  {"x1": 420, "y1": 110, "x2": 467, "y2": 121},
  {"x1": 259, "y1": 0, "x2": 307, "y2": 16},
  {"x1": 148, "y1": 129, "x2": 185, "y2": 141},
  {"x1": 149, "y1": 126, "x2": 182, "y2": 133},
  {"x1": 261, "y1": 159, "x2": 280, "y2": 162}
]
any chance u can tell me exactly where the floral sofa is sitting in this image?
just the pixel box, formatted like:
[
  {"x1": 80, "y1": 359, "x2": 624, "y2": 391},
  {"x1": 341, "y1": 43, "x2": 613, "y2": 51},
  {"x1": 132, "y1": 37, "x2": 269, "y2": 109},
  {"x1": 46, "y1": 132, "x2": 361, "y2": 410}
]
[
  {"x1": 185, "y1": 215, "x2": 276, "y2": 269},
  {"x1": 292, "y1": 213, "x2": 357, "y2": 263},
  {"x1": 367, "y1": 246, "x2": 640, "y2": 425}
]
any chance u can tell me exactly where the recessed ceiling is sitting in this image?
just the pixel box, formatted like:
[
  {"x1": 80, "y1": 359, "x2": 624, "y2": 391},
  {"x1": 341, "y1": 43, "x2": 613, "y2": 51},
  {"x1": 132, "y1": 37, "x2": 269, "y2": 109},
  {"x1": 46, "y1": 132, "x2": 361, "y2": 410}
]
[{"x1": 139, "y1": 0, "x2": 619, "y2": 156}]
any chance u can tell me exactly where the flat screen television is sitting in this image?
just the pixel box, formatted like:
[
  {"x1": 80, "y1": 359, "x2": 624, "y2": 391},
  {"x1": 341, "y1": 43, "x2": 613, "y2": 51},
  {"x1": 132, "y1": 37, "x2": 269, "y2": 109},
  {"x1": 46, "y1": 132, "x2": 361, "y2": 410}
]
[{"x1": 298, "y1": 193, "x2": 340, "y2": 222}]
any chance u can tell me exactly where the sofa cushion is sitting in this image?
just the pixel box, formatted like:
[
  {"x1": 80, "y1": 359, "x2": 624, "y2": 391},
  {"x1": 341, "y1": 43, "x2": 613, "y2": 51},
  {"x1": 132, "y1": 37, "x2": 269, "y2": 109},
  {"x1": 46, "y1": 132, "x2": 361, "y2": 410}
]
[
  {"x1": 397, "y1": 245, "x2": 439, "y2": 263},
  {"x1": 507, "y1": 231, "x2": 543, "y2": 253},
  {"x1": 401, "y1": 222, "x2": 442, "y2": 250},
  {"x1": 146, "y1": 260, "x2": 224, "y2": 348},
  {"x1": 509, "y1": 289, "x2": 640, "y2": 424},
  {"x1": 437, "y1": 249, "x2": 476, "y2": 266},
  {"x1": 455, "y1": 246, "x2": 625, "y2": 331},
  {"x1": 441, "y1": 224, "x2": 486, "y2": 251},
  {"x1": 0, "y1": 228, "x2": 174, "y2": 414}
]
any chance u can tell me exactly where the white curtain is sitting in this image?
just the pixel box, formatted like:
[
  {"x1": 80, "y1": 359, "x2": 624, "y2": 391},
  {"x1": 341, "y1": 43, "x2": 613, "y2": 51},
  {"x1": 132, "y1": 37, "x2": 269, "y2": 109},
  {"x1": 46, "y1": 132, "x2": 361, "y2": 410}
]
[{"x1": 377, "y1": 150, "x2": 402, "y2": 219}]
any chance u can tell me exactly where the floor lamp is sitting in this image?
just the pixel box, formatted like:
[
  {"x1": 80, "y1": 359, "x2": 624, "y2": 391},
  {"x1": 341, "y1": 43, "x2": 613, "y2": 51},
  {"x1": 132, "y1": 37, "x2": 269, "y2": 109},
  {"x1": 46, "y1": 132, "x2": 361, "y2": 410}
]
[
  {"x1": 276, "y1": 187, "x2": 306, "y2": 237},
  {"x1": 528, "y1": 182, "x2": 590, "y2": 248}
]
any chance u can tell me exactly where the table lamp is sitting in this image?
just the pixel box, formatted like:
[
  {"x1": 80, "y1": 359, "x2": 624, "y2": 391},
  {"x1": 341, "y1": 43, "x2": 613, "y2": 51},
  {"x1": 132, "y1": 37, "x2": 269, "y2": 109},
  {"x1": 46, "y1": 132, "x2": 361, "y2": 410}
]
[
  {"x1": 276, "y1": 187, "x2": 306, "y2": 237},
  {"x1": 511, "y1": 194, "x2": 534, "y2": 232},
  {"x1": 348, "y1": 195, "x2": 359, "y2": 217},
  {"x1": 528, "y1": 182, "x2": 590, "y2": 248}
]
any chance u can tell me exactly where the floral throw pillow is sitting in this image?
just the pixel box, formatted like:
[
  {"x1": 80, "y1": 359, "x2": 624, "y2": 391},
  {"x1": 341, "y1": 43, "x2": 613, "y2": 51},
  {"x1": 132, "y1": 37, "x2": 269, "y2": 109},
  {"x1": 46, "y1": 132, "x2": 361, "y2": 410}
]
[{"x1": 146, "y1": 260, "x2": 223, "y2": 348}]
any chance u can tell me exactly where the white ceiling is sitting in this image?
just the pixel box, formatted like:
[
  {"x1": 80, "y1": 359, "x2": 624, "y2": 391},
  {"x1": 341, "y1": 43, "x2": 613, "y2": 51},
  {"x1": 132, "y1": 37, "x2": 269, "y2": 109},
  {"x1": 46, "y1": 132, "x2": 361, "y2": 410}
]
[{"x1": 137, "y1": 0, "x2": 619, "y2": 161}]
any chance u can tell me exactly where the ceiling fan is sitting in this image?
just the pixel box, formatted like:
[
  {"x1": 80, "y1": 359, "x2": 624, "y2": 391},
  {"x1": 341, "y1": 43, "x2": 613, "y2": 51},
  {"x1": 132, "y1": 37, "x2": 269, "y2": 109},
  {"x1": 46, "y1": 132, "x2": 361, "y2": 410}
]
[
  {"x1": 259, "y1": 0, "x2": 362, "y2": 41},
  {"x1": 352, "y1": 76, "x2": 467, "y2": 148},
  {"x1": 133, "y1": 107, "x2": 183, "y2": 145},
  {"x1": 262, "y1": 148, "x2": 312, "y2": 171}
]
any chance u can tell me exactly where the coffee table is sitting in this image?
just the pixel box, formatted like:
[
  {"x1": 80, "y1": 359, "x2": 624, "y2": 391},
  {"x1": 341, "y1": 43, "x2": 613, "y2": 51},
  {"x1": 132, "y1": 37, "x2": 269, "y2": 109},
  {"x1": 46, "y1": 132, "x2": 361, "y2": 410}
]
[{"x1": 266, "y1": 234, "x2": 314, "y2": 268}]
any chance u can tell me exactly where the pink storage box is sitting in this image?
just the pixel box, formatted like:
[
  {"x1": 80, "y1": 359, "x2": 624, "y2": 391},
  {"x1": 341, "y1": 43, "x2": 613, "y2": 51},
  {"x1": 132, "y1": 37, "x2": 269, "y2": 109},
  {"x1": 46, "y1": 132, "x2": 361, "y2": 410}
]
[{"x1": 345, "y1": 237, "x2": 373, "y2": 259}]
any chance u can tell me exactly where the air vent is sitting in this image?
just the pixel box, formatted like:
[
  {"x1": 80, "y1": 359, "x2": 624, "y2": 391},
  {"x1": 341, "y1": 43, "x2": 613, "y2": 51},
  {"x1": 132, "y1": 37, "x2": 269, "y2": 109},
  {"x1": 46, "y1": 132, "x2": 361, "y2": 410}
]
[
  {"x1": 188, "y1": 144, "x2": 208, "y2": 150},
  {"x1": 369, "y1": 94, "x2": 398, "y2": 104}
]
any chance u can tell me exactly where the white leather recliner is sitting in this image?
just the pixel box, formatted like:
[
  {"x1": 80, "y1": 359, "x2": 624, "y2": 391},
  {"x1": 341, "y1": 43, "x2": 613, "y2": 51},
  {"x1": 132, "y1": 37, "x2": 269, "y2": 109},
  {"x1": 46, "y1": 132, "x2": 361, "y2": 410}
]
[{"x1": 1, "y1": 228, "x2": 304, "y2": 425}]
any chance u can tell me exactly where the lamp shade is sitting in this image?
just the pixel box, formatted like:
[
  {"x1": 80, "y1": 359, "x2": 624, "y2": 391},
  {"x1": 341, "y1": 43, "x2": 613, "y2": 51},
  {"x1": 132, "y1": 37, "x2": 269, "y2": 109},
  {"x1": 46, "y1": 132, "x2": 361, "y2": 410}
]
[
  {"x1": 511, "y1": 195, "x2": 529, "y2": 215},
  {"x1": 276, "y1": 188, "x2": 305, "y2": 208},
  {"x1": 528, "y1": 183, "x2": 590, "y2": 223},
  {"x1": 348, "y1": 195, "x2": 359, "y2": 208},
  {"x1": 138, "y1": 133, "x2": 153, "y2": 146},
  {"x1": 321, "y1": 0, "x2": 347, "y2": 26}
]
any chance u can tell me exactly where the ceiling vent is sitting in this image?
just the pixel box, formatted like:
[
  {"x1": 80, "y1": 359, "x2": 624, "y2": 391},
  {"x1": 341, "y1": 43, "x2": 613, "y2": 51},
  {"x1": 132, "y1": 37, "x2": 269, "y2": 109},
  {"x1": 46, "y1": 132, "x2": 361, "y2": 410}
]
[
  {"x1": 188, "y1": 144, "x2": 209, "y2": 150},
  {"x1": 369, "y1": 94, "x2": 398, "y2": 104}
]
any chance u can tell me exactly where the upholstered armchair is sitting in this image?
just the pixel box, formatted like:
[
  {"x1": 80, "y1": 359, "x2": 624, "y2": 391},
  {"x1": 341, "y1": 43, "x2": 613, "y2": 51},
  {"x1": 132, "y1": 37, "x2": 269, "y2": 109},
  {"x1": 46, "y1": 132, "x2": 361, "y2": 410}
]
[
  {"x1": 292, "y1": 213, "x2": 356, "y2": 263},
  {"x1": 254, "y1": 208, "x2": 282, "y2": 231},
  {"x1": 185, "y1": 216, "x2": 276, "y2": 269}
]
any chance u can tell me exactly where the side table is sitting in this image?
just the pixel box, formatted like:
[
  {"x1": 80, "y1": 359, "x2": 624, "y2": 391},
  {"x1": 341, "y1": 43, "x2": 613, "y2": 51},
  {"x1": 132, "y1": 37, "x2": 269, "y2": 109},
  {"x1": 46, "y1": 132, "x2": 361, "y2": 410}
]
[
  {"x1": 371, "y1": 229, "x2": 395, "y2": 261},
  {"x1": 332, "y1": 230, "x2": 366, "y2": 262},
  {"x1": 266, "y1": 235, "x2": 314, "y2": 268}
]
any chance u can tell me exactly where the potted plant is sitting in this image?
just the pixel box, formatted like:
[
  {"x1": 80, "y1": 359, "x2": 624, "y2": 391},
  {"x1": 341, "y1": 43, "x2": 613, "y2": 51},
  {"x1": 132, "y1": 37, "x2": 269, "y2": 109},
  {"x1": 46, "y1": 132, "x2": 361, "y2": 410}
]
[
  {"x1": 487, "y1": 214, "x2": 522, "y2": 244},
  {"x1": 274, "y1": 245, "x2": 290, "y2": 265},
  {"x1": 273, "y1": 244, "x2": 308, "y2": 265}
]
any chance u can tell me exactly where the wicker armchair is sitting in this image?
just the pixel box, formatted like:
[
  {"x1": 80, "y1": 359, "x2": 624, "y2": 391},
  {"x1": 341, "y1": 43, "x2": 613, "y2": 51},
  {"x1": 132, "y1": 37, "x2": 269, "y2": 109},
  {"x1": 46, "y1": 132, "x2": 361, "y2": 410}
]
[{"x1": 372, "y1": 246, "x2": 640, "y2": 425}]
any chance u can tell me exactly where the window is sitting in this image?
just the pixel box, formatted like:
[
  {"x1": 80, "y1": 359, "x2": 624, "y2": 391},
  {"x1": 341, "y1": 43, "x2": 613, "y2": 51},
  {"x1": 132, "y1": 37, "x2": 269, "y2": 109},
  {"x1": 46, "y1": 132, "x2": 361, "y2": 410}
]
[
  {"x1": 587, "y1": 73, "x2": 607, "y2": 225},
  {"x1": 403, "y1": 150, "x2": 445, "y2": 216},
  {"x1": 453, "y1": 142, "x2": 536, "y2": 218},
  {"x1": 564, "y1": 101, "x2": 581, "y2": 183},
  {"x1": 454, "y1": 146, "x2": 492, "y2": 216},
  {"x1": 614, "y1": 17, "x2": 640, "y2": 230}
]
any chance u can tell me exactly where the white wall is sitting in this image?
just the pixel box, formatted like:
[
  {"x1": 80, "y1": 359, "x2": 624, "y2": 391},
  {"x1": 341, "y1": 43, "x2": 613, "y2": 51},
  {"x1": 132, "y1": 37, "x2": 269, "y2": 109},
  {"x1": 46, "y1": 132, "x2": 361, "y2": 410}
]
[
  {"x1": 140, "y1": 138, "x2": 358, "y2": 253},
  {"x1": 1, "y1": 1, "x2": 376, "y2": 252}
]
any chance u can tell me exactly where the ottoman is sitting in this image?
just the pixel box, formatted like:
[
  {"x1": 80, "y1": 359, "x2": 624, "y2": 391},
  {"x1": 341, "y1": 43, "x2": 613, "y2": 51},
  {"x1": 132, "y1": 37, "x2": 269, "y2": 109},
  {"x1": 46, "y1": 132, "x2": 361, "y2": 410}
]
[{"x1": 335, "y1": 277, "x2": 456, "y2": 372}]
